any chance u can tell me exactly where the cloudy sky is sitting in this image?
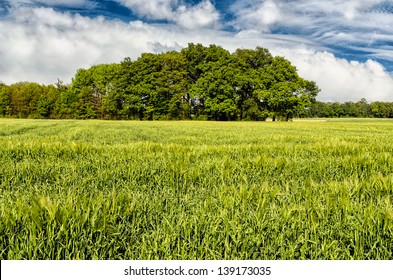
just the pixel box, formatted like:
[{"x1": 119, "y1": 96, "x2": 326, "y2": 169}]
[{"x1": 1, "y1": 0, "x2": 393, "y2": 102}]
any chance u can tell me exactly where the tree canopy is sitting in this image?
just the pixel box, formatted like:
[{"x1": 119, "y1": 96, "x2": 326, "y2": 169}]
[{"x1": 8, "y1": 43, "x2": 391, "y2": 121}]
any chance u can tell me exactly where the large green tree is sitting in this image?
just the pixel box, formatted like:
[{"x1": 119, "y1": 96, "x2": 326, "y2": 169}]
[
  {"x1": 232, "y1": 47, "x2": 273, "y2": 120},
  {"x1": 188, "y1": 45, "x2": 238, "y2": 120},
  {"x1": 256, "y1": 57, "x2": 319, "y2": 121}
]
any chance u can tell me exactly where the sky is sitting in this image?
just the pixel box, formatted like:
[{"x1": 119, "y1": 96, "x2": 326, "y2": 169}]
[{"x1": 0, "y1": 0, "x2": 393, "y2": 102}]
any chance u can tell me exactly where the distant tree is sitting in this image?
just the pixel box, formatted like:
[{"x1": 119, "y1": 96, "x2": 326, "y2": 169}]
[
  {"x1": 69, "y1": 66, "x2": 119, "y2": 119},
  {"x1": 341, "y1": 102, "x2": 359, "y2": 117},
  {"x1": 0, "y1": 83, "x2": 12, "y2": 117},
  {"x1": 371, "y1": 102, "x2": 393, "y2": 118},
  {"x1": 356, "y1": 98, "x2": 371, "y2": 117},
  {"x1": 329, "y1": 102, "x2": 344, "y2": 118},
  {"x1": 8, "y1": 83, "x2": 43, "y2": 118},
  {"x1": 36, "y1": 85, "x2": 60, "y2": 118}
]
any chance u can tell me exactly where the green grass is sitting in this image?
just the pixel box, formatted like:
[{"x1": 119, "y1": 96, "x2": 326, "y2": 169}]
[{"x1": 0, "y1": 119, "x2": 392, "y2": 260}]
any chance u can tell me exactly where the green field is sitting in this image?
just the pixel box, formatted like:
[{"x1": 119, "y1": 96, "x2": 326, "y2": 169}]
[{"x1": 1, "y1": 119, "x2": 392, "y2": 260}]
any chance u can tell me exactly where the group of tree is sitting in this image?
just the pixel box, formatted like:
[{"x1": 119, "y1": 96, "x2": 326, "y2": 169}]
[
  {"x1": 298, "y1": 99, "x2": 393, "y2": 118},
  {"x1": 0, "y1": 43, "x2": 321, "y2": 121},
  {"x1": 1, "y1": 43, "x2": 392, "y2": 121},
  {"x1": 2, "y1": 43, "x2": 392, "y2": 121}
]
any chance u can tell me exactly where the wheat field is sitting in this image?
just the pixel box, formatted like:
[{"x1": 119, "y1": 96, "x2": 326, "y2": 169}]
[{"x1": 0, "y1": 119, "x2": 392, "y2": 259}]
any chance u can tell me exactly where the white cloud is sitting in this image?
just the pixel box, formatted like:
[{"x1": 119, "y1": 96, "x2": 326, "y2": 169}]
[
  {"x1": 231, "y1": 1, "x2": 393, "y2": 43},
  {"x1": 229, "y1": 0, "x2": 393, "y2": 78},
  {"x1": 291, "y1": 0, "x2": 384, "y2": 20},
  {"x1": 231, "y1": 0, "x2": 283, "y2": 32},
  {"x1": 370, "y1": 48, "x2": 393, "y2": 61},
  {"x1": 114, "y1": 0, "x2": 177, "y2": 20},
  {"x1": 273, "y1": 48, "x2": 393, "y2": 102},
  {"x1": 0, "y1": 6, "x2": 224, "y2": 84},
  {"x1": 114, "y1": 0, "x2": 220, "y2": 29},
  {"x1": 175, "y1": 0, "x2": 220, "y2": 29},
  {"x1": 0, "y1": 6, "x2": 392, "y2": 102}
]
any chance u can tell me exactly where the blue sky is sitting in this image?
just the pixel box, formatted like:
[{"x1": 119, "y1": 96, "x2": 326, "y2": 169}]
[{"x1": 1, "y1": 0, "x2": 393, "y2": 101}]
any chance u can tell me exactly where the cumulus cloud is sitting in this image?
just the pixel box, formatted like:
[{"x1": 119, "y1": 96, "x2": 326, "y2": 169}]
[
  {"x1": 114, "y1": 0, "x2": 220, "y2": 29},
  {"x1": 176, "y1": 0, "x2": 220, "y2": 29},
  {"x1": 114, "y1": 0, "x2": 177, "y2": 20},
  {"x1": 273, "y1": 48, "x2": 393, "y2": 102},
  {"x1": 0, "y1": 6, "x2": 224, "y2": 84}
]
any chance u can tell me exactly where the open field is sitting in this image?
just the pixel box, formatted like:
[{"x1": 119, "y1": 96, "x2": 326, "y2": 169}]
[{"x1": 0, "y1": 119, "x2": 392, "y2": 259}]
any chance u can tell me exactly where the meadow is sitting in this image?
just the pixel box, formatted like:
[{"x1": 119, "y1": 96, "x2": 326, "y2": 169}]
[{"x1": 0, "y1": 118, "x2": 392, "y2": 260}]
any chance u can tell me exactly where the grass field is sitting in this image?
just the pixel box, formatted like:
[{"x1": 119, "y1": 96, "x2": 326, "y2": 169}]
[{"x1": 0, "y1": 118, "x2": 392, "y2": 260}]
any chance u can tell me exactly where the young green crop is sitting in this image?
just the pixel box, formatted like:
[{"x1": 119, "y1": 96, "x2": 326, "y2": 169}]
[{"x1": 0, "y1": 119, "x2": 392, "y2": 259}]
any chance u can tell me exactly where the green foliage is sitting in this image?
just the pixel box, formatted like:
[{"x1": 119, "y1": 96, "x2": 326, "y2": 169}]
[
  {"x1": 1, "y1": 43, "x2": 392, "y2": 121},
  {"x1": 0, "y1": 43, "x2": 323, "y2": 121},
  {"x1": 1, "y1": 119, "x2": 393, "y2": 259},
  {"x1": 302, "y1": 99, "x2": 393, "y2": 119},
  {"x1": 0, "y1": 83, "x2": 12, "y2": 116}
]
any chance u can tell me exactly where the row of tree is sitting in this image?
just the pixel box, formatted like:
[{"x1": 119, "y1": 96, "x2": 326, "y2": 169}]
[
  {"x1": 300, "y1": 99, "x2": 393, "y2": 119},
  {"x1": 0, "y1": 44, "x2": 320, "y2": 121},
  {"x1": 1, "y1": 78, "x2": 391, "y2": 119},
  {"x1": 1, "y1": 43, "x2": 392, "y2": 121}
]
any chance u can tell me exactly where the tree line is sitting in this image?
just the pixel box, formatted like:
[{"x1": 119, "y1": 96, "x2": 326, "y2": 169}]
[
  {"x1": 0, "y1": 43, "x2": 321, "y2": 121},
  {"x1": 299, "y1": 99, "x2": 393, "y2": 118},
  {"x1": 0, "y1": 43, "x2": 392, "y2": 121}
]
